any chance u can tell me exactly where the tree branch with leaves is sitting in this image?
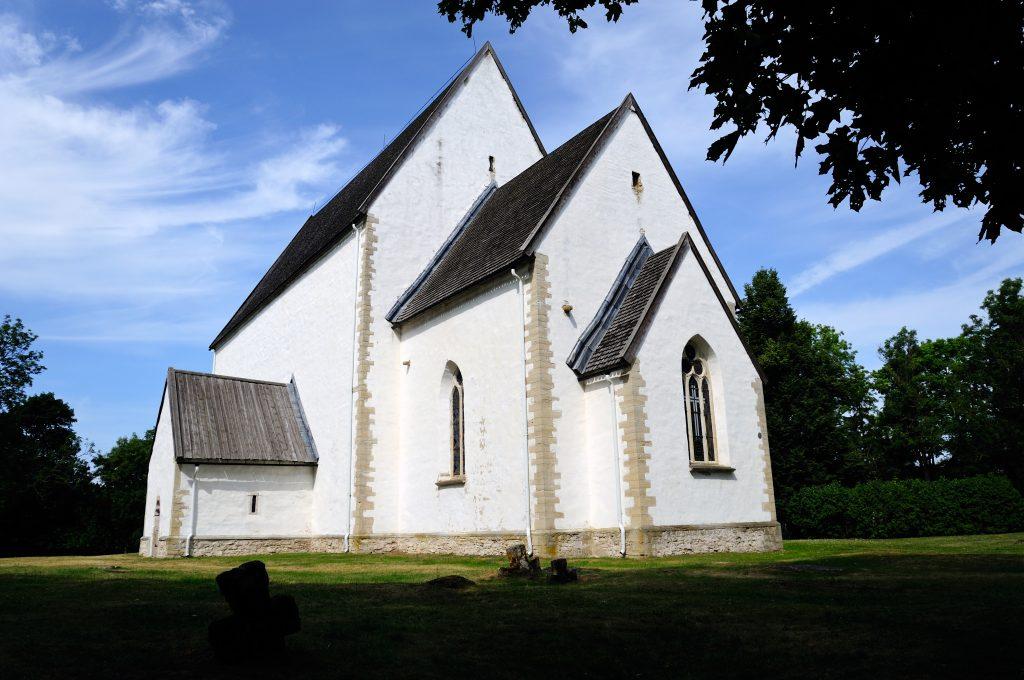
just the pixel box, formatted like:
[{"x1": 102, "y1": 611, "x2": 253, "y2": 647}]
[{"x1": 438, "y1": 0, "x2": 1024, "y2": 242}]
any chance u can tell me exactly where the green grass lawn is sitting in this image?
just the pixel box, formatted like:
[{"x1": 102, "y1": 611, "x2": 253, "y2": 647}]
[{"x1": 1, "y1": 534, "x2": 1022, "y2": 679}]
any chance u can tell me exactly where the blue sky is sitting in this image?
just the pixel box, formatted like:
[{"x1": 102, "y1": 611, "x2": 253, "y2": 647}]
[{"x1": 1, "y1": 1, "x2": 1020, "y2": 454}]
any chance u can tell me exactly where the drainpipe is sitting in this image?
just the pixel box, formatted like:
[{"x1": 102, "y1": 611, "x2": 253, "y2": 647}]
[
  {"x1": 603, "y1": 375, "x2": 627, "y2": 557},
  {"x1": 511, "y1": 268, "x2": 534, "y2": 556},
  {"x1": 186, "y1": 464, "x2": 200, "y2": 557},
  {"x1": 345, "y1": 222, "x2": 364, "y2": 554}
]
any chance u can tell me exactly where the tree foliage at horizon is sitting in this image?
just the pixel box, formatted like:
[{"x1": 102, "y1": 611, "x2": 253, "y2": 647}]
[
  {"x1": 872, "y1": 279, "x2": 1024, "y2": 490},
  {"x1": 737, "y1": 269, "x2": 872, "y2": 521},
  {"x1": 739, "y1": 271, "x2": 1024, "y2": 527},
  {"x1": 438, "y1": 0, "x2": 1024, "y2": 243},
  {"x1": 0, "y1": 315, "x2": 44, "y2": 412},
  {"x1": 92, "y1": 429, "x2": 155, "y2": 553},
  {"x1": 0, "y1": 317, "x2": 152, "y2": 556}
]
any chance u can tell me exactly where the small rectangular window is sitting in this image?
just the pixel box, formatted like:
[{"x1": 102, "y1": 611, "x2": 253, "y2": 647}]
[
  {"x1": 249, "y1": 494, "x2": 258, "y2": 514},
  {"x1": 488, "y1": 155, "x2": 496, "y2": 173},
  {"x1": 632, "y1": 171, "x2": 641, "y2": 188}
]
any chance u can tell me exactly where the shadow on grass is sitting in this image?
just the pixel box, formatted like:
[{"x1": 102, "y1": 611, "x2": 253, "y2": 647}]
[{"x1": 1, "y1": 552, "x2": 1021, "y2": 679}]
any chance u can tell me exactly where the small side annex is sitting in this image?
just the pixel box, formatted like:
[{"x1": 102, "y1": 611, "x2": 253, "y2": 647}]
[{"x1": 140, "y1": 369, "x2": 318, "y2": 557}]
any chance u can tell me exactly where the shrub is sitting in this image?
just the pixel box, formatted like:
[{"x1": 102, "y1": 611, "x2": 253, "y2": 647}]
[{"x1": 785, "y1": 474, "x2": 1024, "y2": 539}]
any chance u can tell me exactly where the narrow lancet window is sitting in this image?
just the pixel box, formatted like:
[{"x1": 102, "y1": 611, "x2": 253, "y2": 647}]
[
  {"x1": 451, "y1": 369, "x2": 465, "y2": 477},
  {"x1": 682, "y1": 342, "x2": 718, "y2": 463}
]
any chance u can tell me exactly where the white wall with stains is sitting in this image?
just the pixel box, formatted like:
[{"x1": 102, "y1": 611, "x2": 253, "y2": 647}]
[
  {"x1": 634, "y1": 251, "x2": 772, "y2": 525},
  {"x1": 142, "y1": 387, "x2": 176, "y2": 541},
  {"x1": 211, "y1": 234, "x2": 356, "y2": 537},
  {"x1": 359, "y1": 50, "x2": 544, "y2": 533},
  {"x1": 533, "y1": 107, "x2": 762, "y2": 531},
  {"x1": 190, "y1": 464, "x2": 316, "y2": 537},
  {"x1": 393, "y1": 279, "x2": 528, "y2": 534}
]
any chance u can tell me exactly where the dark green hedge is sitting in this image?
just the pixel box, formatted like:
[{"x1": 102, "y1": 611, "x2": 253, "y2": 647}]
[{"x1": 785, "y1": 475, "x2": 1024, "y2": 539}]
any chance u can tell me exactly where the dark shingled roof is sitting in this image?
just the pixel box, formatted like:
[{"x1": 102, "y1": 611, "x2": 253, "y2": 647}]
[
  {"x1": 579, "y1": 242, "x2": 682, "y2": 377},
  {"x1": 210, "y1": 43, "x2": 543, "y2": 349},
  {"x1": 389, "y1": 105, "x2": 621, "y2": 324},
  {"x1": 571, "y1": 232, "x2": 768, "y2": 383},
  {"x1": 163, "y1": 369, "x2": 317, "y2": 466}
]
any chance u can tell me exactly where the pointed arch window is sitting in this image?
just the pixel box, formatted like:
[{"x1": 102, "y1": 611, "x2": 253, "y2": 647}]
[
  {"x1": 450, "y1": 369, "x2": 465, "y2": 477},
  {"x1": 682, "y1": 343, "x2": 717, "y2": 463}
]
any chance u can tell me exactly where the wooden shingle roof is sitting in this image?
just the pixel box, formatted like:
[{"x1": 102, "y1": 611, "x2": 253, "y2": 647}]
[
  {"x1": 576, "y1": 238, "x2": 685, "y2": 378},
  {"x1": 163, "y1": 369, "x2": 317, "y2": 466},
  {"x1": 570, "y1": 232, "x2": 767, "y2": 382}
]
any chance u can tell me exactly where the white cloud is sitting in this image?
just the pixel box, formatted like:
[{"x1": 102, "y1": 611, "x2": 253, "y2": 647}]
[
  {"x1": 798, "y1": 236, "x2": 1024, "y2": 365},
  {"x1": 528, "y1": 2, "x2": 802, "y2": 167},
  {"x1": 0, "y1": 14, "x2": 81, "y2": 70},
  {"x1": 787, "y1": 211, "x2": 969, "y2": 296},
  {"x1": 18, "y1": 2, "x2": 228, "y2": 95},
  {"x1": 0, "y1": 7, "x2": 349, "y2": 343}
]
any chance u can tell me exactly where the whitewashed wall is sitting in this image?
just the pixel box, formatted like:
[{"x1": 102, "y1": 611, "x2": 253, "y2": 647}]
[
  {"x1": 142, "y1": 387, "x2": 176, "y2": 540},
  {"x1": 395, "y1": 279, "x2": 527, "y2": 534},
  {"x1": 534, "y1": 108, "x2": 755, "y2": 531},
  {"x1": 191, "y1": 464, "x2": 315, "y2": 536},
  {"x1": 582, "y1": 379, "x2": 622, "y2": 529},
  {"x1": 363, "y1": 51, "x2": 544, "y2": 533},
  {"x1": 212, "y1": 234, "x2": 356, "y2": 536},
  {"x1": 634, "y1": 252, "x2": 770, "y2": 524}
]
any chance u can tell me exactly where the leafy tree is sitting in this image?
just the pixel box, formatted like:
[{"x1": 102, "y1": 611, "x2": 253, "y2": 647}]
[
  {"x1": 439, "y1": 1, "x2": 1024, "y2": 242},
  {"x1": 92, "y1": 429, "x2": 155, "y2": 553},
  {"x1": 0, "y1": 393, "x2": 98, "y2": 556},
  {"x1": 871, "y1": 329, "x2": 948, "y2": 481},
  {"x1": 870, "y1": 279, "x2": 1023, "y2": 488},
  {"x1": 0, "y1": 314, "x2": 45, "y2": 412},
  {"x1": 737, "y1": 269, "x2": 872, "y2": 522},
  {"x1": 914, "y1": 334, "x2": 988, "y2": 478},
  {"x1": 439, "y1": 0, "x2": 637, "y2": 33},
  {"x1": 960, "y1": 278, "x2": 1024, "y2": 489}
]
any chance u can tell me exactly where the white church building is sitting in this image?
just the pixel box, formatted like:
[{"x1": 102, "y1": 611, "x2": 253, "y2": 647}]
[{"x1": 141, "y1": 44, "x2": 780, "y2": 558}]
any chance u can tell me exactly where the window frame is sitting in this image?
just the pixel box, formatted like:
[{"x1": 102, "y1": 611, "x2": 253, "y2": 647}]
[
  {"x1": 682, "y1": 343, "x2": 724, "y2": 468},
  {"x1": 450, "y1": 374, "x2": 465, "y2": 478},
  {"x1": 437, "y1": 365, "x2": 467, "y2": 487}
]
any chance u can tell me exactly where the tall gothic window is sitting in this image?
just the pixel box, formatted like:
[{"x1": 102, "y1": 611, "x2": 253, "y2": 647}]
[
  {"x1": 682, "y1": 342, "x2": 717, "y2": 463},
  {"x1": 450, "y1": 368, "x2": 465, "y2": 477}
]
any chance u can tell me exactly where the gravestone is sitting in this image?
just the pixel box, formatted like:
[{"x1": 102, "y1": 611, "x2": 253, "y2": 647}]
[
  {"x1": 208, "y1": 560, "x2": 300, "y2": 664},
  {"x1": 498, "y1": 543, "x2": 541, "y2": 578},
  {"x1": 547, "y1": 557, "x2": 579, "y2": 584}
]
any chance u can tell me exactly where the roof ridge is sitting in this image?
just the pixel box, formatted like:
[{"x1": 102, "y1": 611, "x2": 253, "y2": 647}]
[{"x1": 168, "y1": 367, "x2": 290, "y2": 388}]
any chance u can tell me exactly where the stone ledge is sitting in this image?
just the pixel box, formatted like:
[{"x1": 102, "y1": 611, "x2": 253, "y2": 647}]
[
  {"x1": 140, "y1": 523, "x2": 781, "y2": 558},
  {"x1": 690, "y1": 463, "x2": 736, "y2": 473}
]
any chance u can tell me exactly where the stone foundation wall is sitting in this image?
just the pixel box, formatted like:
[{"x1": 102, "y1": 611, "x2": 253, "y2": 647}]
[
  {"x1": 139, "y1": 522, "x2": 780, "y2": 558},
  {"x1": 141, "y1": 536, "x2": 188, "y2": 558}
]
